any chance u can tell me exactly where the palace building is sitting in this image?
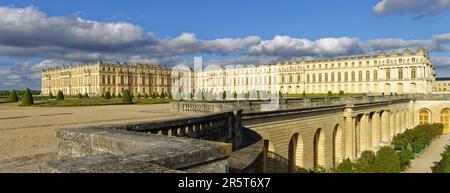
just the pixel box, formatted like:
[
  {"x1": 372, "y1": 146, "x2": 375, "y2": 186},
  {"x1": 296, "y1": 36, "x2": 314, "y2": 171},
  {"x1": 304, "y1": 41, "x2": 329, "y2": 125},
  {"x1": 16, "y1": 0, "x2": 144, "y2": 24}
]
[
  {"x1": 42, "y1": 48, "x2": 436, "y2": 96},
  {"x1": 198, "y1": 48, "x2": 435, "y2": 95},
  {"x1": 41, "y1": 61, "x2": 172, "y2": 96}
]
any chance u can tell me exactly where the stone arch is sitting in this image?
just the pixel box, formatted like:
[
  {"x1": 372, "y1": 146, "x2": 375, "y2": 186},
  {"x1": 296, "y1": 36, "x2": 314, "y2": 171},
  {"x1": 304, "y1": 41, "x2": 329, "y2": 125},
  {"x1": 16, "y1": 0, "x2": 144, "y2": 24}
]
[
  {"x1": 288, "y1": 133, "x2": 304, "y2": 172},
  {"x1": 333, "y1": 124, "x2": 343, "y2": 167},
  {"x1": 384, "y1": 83, "x2": 391, "y2": 94},
  {"x1": 313, "y1": 128, "x2": 326, "y2": 167},
  {"x1": 441, "y1": 108, "x2": 450, "y2": 133},
  {"x1": 419, "y1": 108, "x2": 431, "y2": 125},
  {"x1": 397, "y1": 83, "x2": 404, "y2": 94},
  {"x1": 410, "y1": 82, "x2": 417, "y2": 93}
]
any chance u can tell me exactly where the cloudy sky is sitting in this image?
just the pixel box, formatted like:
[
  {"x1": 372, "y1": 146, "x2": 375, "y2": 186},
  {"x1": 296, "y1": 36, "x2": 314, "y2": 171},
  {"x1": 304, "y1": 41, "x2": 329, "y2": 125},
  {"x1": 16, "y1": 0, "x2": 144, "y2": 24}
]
[{"x1": 1, "y1": 0, "x2": 450, "y2": 90}]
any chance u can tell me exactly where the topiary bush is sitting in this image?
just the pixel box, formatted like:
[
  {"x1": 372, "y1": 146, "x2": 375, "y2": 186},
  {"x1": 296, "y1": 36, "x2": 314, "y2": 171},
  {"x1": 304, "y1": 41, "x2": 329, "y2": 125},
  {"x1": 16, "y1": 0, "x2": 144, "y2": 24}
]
[
  {"x1": 334, "y1": 158, "x2": 355, "y2": 173},
  {"x1": 432, "y1": 145, "x2": 450, "y2": 173},
  {"x1": 21, "y1": 88, "x2": 34, "y2": 106},
  {"x1": 56, "y1": 90, "x2": 64, "y2": 100},
  {"x1": 355, "y1": 151, "x2": 376, "y2": 173},
  {"x1": 77, "y1": 93, "x2": 83, "y2": 99},
  {"x1": 83, "y1": 92, "x2": 89, "y2": 98},
  {"x1": 137, "y1": 93, "x2": 141, "y2": 99},
  {"x1": 49, "y1": 92, "x2": 54, "y2": 99},
  {"x1": 122, "y1": 89, "x2": 132, "y2": 104},
  {"x1": 104, "y1": 91, "x2": 111, "y2": 99},
  {"x1": 327, "y1": 91, "x2": 332, "y2": 97},
  {"x1": 398, "y1": 148, "x2": 414, "y2": 170},
  {"x1": 373, "y1": 146, "x2": 401, "y2": 173},
  {"x1": 117, "y1": 93, "x2": 122, "y2": 98},
  {"x1": 144, "y1": 93, "x2": 149, "y2": 98},
  {"x1": 111, "y1": 93, "x2": 116, "y2": 98},
  {"x1": 9, "y1": 89, "x2": 18, "y2": 102}
]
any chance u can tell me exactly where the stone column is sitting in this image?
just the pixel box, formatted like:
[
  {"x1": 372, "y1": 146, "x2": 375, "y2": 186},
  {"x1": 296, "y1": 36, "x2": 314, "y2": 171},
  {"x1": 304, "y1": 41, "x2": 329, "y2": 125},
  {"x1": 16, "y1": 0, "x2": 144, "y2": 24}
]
[
  {"x1": 359, "y1": 115, "x2": 367, "y2": 153},
  {"x1": 389, "y1": 111, "x2": 395, "y2": 140},
  {"x1": 344, "y1": 116, "x2": 355, "y2": 159}
]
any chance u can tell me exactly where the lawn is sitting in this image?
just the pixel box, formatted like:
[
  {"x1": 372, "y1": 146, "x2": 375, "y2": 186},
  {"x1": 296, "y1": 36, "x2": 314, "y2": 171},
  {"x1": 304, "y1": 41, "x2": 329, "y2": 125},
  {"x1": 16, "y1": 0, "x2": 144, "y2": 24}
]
[{"x1": 33, "y1": 97, "x2": 173, "y2": 107}]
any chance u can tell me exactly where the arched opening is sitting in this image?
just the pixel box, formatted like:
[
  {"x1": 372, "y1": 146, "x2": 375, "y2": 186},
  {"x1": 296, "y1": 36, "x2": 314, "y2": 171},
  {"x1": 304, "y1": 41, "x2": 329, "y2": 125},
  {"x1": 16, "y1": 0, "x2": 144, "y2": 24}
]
[
  {"x1": 288, "y1": 133, "x2": 298, "y2": 172},
  {"x1": 397, "y1": 83, "x2": 404, "y2": 94},
  {"x1": 333, "y1": 124, "x2": 343, "y2": 167},
  {"x1": 313, "y1": 128, "x2": 326, "y2": 167},
  {"x1": 441, "y1": 109, "x2": 449, "y2": 133},
  {"x1": 384, "y1": 83, "x2": 391, "y2": 94},
  {"x1": 410, "y1": 83, "x2": 417, "y2": 93},
  {"x1": 419, "y1": 109, "x2": 431, "y2": 125}
]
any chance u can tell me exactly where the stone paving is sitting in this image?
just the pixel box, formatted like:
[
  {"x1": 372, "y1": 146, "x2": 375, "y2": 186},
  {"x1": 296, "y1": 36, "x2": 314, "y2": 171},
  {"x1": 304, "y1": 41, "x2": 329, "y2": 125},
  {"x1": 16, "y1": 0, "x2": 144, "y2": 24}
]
[
  {"x1": 0, "y1": 103, "x2": 198, "y2": 172},
  {"x1": 405, "y1": 133, "x2": 450, "y2": 173}
]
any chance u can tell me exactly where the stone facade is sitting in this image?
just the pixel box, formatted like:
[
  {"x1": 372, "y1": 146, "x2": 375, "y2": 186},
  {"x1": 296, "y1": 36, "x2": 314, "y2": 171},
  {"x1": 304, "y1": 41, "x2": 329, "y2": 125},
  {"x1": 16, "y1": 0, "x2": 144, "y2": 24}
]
[
  {"x1": 41, "y1": 61, "x2": 172, "y2": 96},
  {"x1": 432, "y1": 78, "x2": 450, "y2": 92},
  {"x1": 198, "y1": 48, "x2": 435, "y2": 95}
]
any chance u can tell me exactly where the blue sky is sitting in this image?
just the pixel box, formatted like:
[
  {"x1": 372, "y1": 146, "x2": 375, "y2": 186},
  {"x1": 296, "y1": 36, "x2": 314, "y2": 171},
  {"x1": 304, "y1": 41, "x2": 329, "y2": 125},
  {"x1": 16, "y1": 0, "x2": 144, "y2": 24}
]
[{"x1": 1, "y1": 0, "x2": 450, "y2": 89}]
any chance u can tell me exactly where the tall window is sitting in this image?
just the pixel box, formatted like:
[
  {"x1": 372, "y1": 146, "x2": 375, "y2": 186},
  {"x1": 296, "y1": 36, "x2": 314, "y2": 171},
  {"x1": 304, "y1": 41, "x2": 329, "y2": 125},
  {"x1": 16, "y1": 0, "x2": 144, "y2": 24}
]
[
  {"x1": 419, "y1": 109, "x2": 430, "y2": 125},
  {"x1": 411, "y1": 68, "x2": 416, "y2": 79},
  {"x1": 398, "y1": 68, "x2": 403, "y2": 80},
  {"x1": 441, "y1": 109, "x2": 449, "y2": 132},
  {"x1": 358, "y1": 71, "x2": 362, "y2": 81},
  {"x1": 344, "y1": 72, "x2": 348, "y2": 82},
  {"x1": 338, "y1": 72, "x2": 341, "y2": 82},
  {"x1": 386, "y1": 69, "x2": 391, "y2": 80},
  {"x1": 331, "y1": 72, "x2": 335, "y2": 82},
  {"x1": 374, "y1": 70, "x2": 378, "y2": 81},
  {"x1": 313, "y1": 74, "x2": 316, "y2": 83},
  {"x1": 366, "y1": 71, "x2": 370, "y2": 81},
  {"x1": 325, "y1": 73, "x2": 328, "y2": 82},
  {"x1": 351, "y1": 71, "x2": 355, "y2": 81},
  {"x1": 307, "y1": 74, "x2": 310, "y2": 83},
  {"x1": 319, "y1": 73, "x2": 322, "y2": 82}
]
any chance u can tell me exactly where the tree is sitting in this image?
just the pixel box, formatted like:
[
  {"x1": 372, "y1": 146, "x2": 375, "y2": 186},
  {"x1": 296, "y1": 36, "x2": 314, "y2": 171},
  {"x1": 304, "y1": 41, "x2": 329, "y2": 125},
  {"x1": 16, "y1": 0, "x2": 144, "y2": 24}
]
[
  {"x1": 122, "y1": 89, "x2": 133, "y2": 104},
  {"x1": 101, "y1": 93, "x2": 104, "y2": 98},
  {"x1": 373, "y1": 147, "x2": 401, "y2": 173},
  {"x1": 104, "y1": 91, "x2": 111, "y2": 99},
  {"x1": 77, "y1": 93, "x2": 83, "y2": 99},
  {"x1": 137, "y1": 93, "x2": 141, "y2": 99},
  {"x1": 21, "y1": 88, "x2": 34, "y2": 106},
  {"x1": 302, "y1": 90, "x2": 307, "y2": 98},
  {"x1": 144, "y1": 93, "x2": 149, "y2": 98},
  {"x1": 9, "y1": 89, "x2": 18, "y2": 102},
  {"x1": 56, "y1": 90, "x2": 64, "y2": 100},
  {"x1": 223, "y1": 91, "x2": 226, "y2": 100},
  {"x1": 398, "y1": 149, "x2": 414, "y2": 170},
  {"x1": 49, "y1": 92, "x2": 54, "y2": 99},
  {"x1": 339, "y1": 90, "x2": 345, "y2": 96},
  {"x1": 168, "y1": 92, "x2": 172, "y2": 99},
  {"x1": 233, "y1": 91, "x2": 237, "y2": 99},
  {"x1": 160, "y1": 92, "x2": 166, "y2": 99},
  {"x1": 84, "y1": 92, "x2": 89, "y2": 98},
  {"x1": 111, "y1": 93, "x2": 116, "y2": 98},
  {"x1": 327, "y1": 91, "x2": 332, "y2": 97},
  {"x1": 117, "y1": 93, "x2": 122, "y2": 98},
  {"x1": 151, "y1": 92, "x2": 157, "y2": 99},
  {"x1": 355, "y1": 151, "x2": 376, "y2": 172}
]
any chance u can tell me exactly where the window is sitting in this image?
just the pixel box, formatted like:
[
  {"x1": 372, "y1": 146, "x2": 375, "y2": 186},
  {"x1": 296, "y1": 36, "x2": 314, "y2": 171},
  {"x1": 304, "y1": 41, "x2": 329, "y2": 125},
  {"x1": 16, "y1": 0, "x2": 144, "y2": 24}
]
[
  {"x1": 338, "y1": 72, "x2": 341, "y2": 82},
  {"x1": 419, "y1": 110, "x2": 430, "y2": 125},
  {"x1": 366, "y1": 71, "x2": 370, "y2": 81},
  {"x1": 331, "y1": 72, "x2": 335, "y2": 82},
  {"x1": 325, "y1": 73, "x2": 328, "y2": 82},
  {"x1": 319, "y1": 73, "x2": 322, "y2": 82},
  {"x1": 307, "y1": 74, "x2": 310, "y2": 83},
  {"x1": 345, "y1": 72, "x2": 348, "y2": 82},
  {"x1": 398, "y1": 68, "x2": 403, "y2": 79},
  {"x1": 313, "y1": 73, "x2": 316, "y2": 82},
  {"x1": 386, "y1": 69, "x2": 391, "y2": 80},
  {"x1": 351, "y1": 71, "x2": 355, "y2": 81},
  {"x1": 374, "y1": 70, "x2": 378, "y2": 80},
  {"x1": 359, "y1": 71, "x2": 362, "y2": 81},
  {"x1": 411, "y1": 68, "x2": 416, "y2": 79}
]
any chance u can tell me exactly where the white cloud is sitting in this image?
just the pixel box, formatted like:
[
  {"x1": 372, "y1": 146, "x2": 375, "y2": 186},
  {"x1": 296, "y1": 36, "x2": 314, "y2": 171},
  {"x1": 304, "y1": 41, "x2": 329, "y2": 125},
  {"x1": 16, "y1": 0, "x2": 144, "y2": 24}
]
[{"x1": 373, "y1": 0, "x2": 450, "y2": 18}]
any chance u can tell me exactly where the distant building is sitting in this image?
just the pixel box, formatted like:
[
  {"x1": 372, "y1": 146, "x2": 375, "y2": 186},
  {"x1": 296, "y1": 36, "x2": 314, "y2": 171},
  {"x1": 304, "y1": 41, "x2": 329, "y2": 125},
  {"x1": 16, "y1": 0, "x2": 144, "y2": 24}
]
[
  {"x1": 433, "y1": 77, "x2": 450, "y2": 92},
  {"x1": 41, "y1": 60, "x2": 172, "y2": 96},
  {"x1": 199, "y1": 48, "x2": 436, "y2": 95}
]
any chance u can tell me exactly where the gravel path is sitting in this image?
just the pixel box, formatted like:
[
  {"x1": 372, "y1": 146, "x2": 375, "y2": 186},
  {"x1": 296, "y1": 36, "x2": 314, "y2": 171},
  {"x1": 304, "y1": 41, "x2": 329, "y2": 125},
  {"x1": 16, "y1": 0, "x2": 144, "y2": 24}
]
[{"x1": 404, "y1": 133, "x2": 450, "y2": 173}]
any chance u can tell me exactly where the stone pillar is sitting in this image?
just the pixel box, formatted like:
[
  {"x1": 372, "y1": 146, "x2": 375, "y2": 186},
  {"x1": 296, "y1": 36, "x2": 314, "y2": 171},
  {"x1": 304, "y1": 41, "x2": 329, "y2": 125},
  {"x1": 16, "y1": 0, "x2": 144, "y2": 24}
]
[
  {"x1": 359, "y1": 115, "x2": 366, "y2": 153},
  {"x1": 389, "y1": 111, "x2": 395, "y2": 140},
  {"x1": 344, "y1": 116, "x2": 355, "y2": 159}
]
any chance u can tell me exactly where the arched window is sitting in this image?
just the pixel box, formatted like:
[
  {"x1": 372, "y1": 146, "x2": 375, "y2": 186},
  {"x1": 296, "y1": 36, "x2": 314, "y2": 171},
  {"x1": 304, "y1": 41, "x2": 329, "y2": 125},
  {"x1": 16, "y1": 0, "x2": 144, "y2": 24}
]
[
  {"x1": 325, "y1": 73, "x2": 328, "y2": 82},
  {"x1": 374, "y1": 70, "x2": 378, "y2": 80},
  {"x1": 419, "y1": 109, "x2": 430, "y2": 125},
  {"x1": 386, "y1": 69, "x2": 391, "y2": 80},
  {"x1": 398, "y1": 68, "x2": 403, "y2": 79},
  {"x1": 359, "y1": 71, "x2": 362, "y2": 81},
  {"x1": 411, "y1": 68, "x2": 416, "y2": 79},
  {"x1": 351, "y1": 71, "x2": 355, "y2": 81},
  {"x1": 441, "y1": 109, "x2": 449, "y2": 132},
  {"x1": 366, "y1": 71, "x2": 370, "y2": 81}
]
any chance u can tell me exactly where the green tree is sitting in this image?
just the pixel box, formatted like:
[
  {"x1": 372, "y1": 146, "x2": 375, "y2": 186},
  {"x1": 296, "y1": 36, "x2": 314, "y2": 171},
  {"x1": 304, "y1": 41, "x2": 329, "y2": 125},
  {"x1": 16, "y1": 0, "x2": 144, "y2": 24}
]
[
  {"x1": 104, "y1": 91, "x2": 111, "y2": 99},
  {"x1": 160, "y1": 92, "x2": 166, "y2": 99},
  {"x1": 373, "y1": 147, "x2": 401, "y2": 173},
  {"x1": 432, "y1": 145, "x2": 450, "y2": 173},
  {"x1": 49, "y1": 92, "x2": 54, "y2": 99},
  {"x1": 77, "y1": 93, "x2": 83, "y2": 99},
  {"x1": 398, "y1": 149, "x2": 414, "y2": 170},
  {"x1": 122, "y1": 89, "x2": 132, "y2": 104},
  {"x1": 223, "y1": 91, "x2": 226, "y2": 100},
  {"x1": 83, "y1": 92, "x2": 89, "y2": 98},
  {"x1": 355, "y1": 151, "x2": 376, "y2": 172},
  {"x1": 56, "y1": 90, "x2": 64, "y2": 100},
  {"x1": 9, "y1": 89, "x2": 19, "y2": 102},
  {"x1": 21, "y1": 88, "x2": 34, "y2": 106},
  {"x1": 327, "y1": 91, "x2": 332, "y2": 97},
  {"x1": 302, "y1": 90, "x2": 307, "y2": 98},
  {"x1": 233, "y1": 91, "x2": 237, "y2": 99},
  {"x1": 101, "y1": 93, "x2": 104, "y2": 98},
  {"x1": 117, "y1": 93, "x2": 122, "y2": 98},
  {"x1": 144, "y1": 93, "x2": 149, "y2": 98},
  {"x1": 137, "y1": 93, "x2": 141, "y2": 99},
  {"x1": 151, "y1": 92, "x2": 156, "y2": 99},
  {"x1": 111, "y1": 93, "x2": 116, "y2": 98}
]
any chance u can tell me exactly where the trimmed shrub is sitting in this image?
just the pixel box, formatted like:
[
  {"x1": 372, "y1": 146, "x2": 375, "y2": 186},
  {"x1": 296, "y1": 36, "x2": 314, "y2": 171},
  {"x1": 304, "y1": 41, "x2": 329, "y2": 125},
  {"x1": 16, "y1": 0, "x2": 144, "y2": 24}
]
[
  {"x1": 334, "y1": 158, "x2": 355, "y2": 173},
  {"x1": 398, "y1": 149, "x2": 414, "y2": 170},
  {"x1": 49, "y1": 92, "x2": 54, "y2": 99},
  {"x1": 111, "y1": 93, "x2": 116, "y2": 98},
  {"x1": 83, "y1": 92, "x2": 89, "y2": 98},
  {"x1": 327, "y1": 91, "x2": 332, "y2": 97},
  {"x1": 21, "y1": 88, "x2": 34, "y2": 106},
  {"x1": 101, "y1": 93, "x2": 105, "y2": 98},
  {"x1": 411, "y1": 138, "x2": 427, "y2": 153},
  {"x1": 373, "y1": 147, "x2": 401, "y2": 173},
  {"x1": 77, "y1": 93, "x2": 83, "y2": 99},
  {"x1": 432, "y1": 145, "x2": 450, "y2": 173},
  {"x1": 117, "y1": 93, "x2": 122, "y2": 98},
  {"x1": 355, "y1": 151, "x2": 376, "y2": 172},
  {"x1": 122, "y1": 89, "x2": 132, "y2": 104},
  {"x1": 144, "y1": 93, "x2": 149, "y2": 98},
  {"x1": 9, "y1": 89, "x2": 19, "y2": 102},
  {"x1": 160, "y1": 92, "x2": 165, "y2": 99},
  {"x1": 104, "y1": 91, "x2": 111, "y2": 99},
  {"x1": 56, "y1": 90, "x2": 64, "y2": 100},
  {"x1": 392, "y1": 135, "x2": 409, "y2": 151},
  {"x1": 137, "y1": 93, "x2": 141, "y2": 99},
  {"x1": 151, "y1": 92, "x2": 156, "y2": 99}
]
